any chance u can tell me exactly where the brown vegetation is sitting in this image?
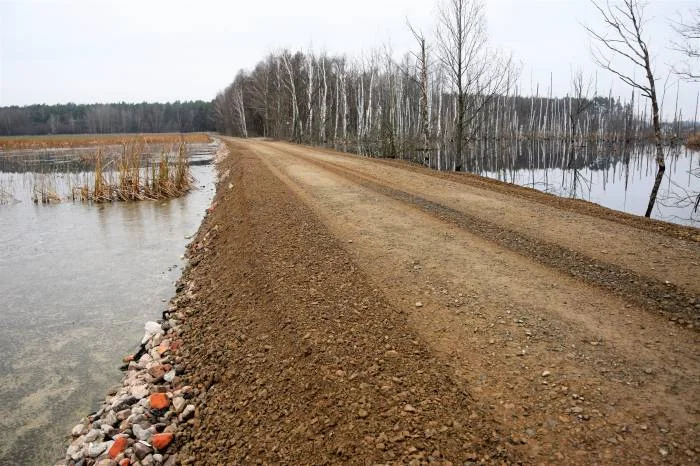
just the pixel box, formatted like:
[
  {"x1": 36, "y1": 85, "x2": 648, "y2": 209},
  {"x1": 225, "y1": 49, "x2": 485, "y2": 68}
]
[
  {"x1": 687, "y1": 132, "x2": 700, "y2": 150},
  {"x1": 73, "y1": 141, "x2": 194, "y2": 202},
  {"x1": 0, "y1": 133, "x2": 210, "y2": 151}
]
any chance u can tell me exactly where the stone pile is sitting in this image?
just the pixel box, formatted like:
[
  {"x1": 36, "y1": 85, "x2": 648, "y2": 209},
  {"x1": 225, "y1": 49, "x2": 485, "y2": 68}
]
[{"x1": 57, "y1": 281, "x2": 197, "y2": 466}]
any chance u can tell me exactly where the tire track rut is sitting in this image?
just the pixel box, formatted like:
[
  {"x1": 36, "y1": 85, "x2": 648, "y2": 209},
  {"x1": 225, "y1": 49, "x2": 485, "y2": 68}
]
[{"x1": 256, "y1": 141, "x2": 700, "y2": 329}]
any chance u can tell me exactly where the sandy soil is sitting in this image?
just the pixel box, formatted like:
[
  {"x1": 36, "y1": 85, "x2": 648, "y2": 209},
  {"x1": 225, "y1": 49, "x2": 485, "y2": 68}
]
[{"x1": 175, "y1": 138, "x2": 699, "y2": 465}]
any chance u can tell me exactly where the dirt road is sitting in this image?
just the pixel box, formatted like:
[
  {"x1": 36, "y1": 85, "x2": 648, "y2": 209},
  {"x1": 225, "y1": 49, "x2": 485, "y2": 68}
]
[{"x1": 176, "y1": 139, "x2": 699, "y2": 464}]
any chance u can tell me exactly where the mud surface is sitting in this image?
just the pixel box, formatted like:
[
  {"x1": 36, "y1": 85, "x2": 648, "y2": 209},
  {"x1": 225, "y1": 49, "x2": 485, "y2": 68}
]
[{"x1": 176, "y1": 139, "x2": 699, "y2": 464}]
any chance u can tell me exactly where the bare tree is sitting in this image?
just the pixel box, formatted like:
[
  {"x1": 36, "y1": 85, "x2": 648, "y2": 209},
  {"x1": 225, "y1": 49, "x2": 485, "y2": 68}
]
[
  {"x1": 407, "y1": 21, "x2": 432, "y2": 160},
  {"x1": 435, "y1": 0, "x2": 514, "y2": 170},
  {"x1": 670, "y1": 7, "x2": 699, "y2": 82},
  {"x1": 586, "y1": 0, "x2": 664, "y2": 218},
  {"x1": 569, "y1": 69, "x2": 595, "y2": 145},
  {"x1": 233, "y1": 77, "x2": 248, "y2": 138},
  {"x1": 281, "y1": 51, "x2": 303, "y2": 141}
]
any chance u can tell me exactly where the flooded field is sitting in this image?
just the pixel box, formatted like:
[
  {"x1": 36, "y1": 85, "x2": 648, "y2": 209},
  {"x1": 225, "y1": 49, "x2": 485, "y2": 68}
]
[
  {"x1": 460, "y1": 141, "x2": 700, "y2": 226},
  {"x1": 0, "y1": 144, "x2": 216, "y2": 464}
]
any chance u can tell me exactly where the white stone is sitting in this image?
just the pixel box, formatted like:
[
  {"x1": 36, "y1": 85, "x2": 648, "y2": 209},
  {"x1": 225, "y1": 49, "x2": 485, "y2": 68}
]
[
  {"x1": 138, "y1": 353, "x2": 153, "y2": 367},
  {"x1": 87, "y1": 441, "x2": 111, "y2": 458},
  {"x1": 164, "y1": 369, "x2": 176, "y2": 383},
  {"x1": 71, "y1": 423, "x2": 85, "y2": 437},
  {"x1": 67, "y1": 444, "x2": 84, "y2": 461},
  {"x1": 103, "y1": 411, "x2": 118, "y2": 427},
  {"x1": 133, "y1": 424, "x2": 153, "y2": 442},
  {"x1": 83, "y1": 428, "x2": 102, "y2": 443},
  {"x1": 131, "y1": 384, "x2": 149, "y2": 399},
  {"x1": 144, "y1": 321, "x2": 162, "y2": 336},
  {"x1": 179, "y1": 404, "x2": 195, "y2": 421},
  {"x1": 172, "y1": 396, "x2": 186, "y2": 414}
]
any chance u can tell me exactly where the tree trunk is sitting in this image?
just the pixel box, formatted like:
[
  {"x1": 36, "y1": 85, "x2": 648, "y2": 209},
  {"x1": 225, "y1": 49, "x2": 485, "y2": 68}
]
[
  {"x1": 645, "y1": 97, "x2": 666, "y2": 217},
  {"x1": 643, "y1": 46, "x2": 665, "y2": 218}
]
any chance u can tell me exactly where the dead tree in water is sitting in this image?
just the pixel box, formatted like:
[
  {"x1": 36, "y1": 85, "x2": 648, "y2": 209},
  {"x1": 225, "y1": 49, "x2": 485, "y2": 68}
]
[
  {"x1": 407, "y1": 21, "x2": 432, "y2": 164},
  {"x1": 436, "y1": 0, "x2": 513, "y2": 171},
  {"x1": 586, "y1": 0, "x2": 664, "y2": 218},
  {"x1": 568, "y1": 70, "x2": 594, "y2": 196}
]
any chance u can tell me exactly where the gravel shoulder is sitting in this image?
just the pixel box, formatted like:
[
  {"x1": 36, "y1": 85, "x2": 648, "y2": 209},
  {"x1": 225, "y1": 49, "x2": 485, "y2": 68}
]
[{"x1": 175, "y1": 138, "x2": 699, "y2": 464}]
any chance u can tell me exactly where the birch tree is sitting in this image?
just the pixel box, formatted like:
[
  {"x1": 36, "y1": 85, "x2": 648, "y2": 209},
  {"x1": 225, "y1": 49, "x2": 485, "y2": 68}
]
[
  {"x1": 281, "y1": 51, "x2": 301, "y2": 141},
  {"x1": 233, "y1": 75, "x2": 248, "y2": 138},
  {"x1": 407, "y1": 22, "x2": 432, "y2": 161},
  {"x1": 436, "y1": 0, "x2": 515, "y2": 170},
  {"x1": 586, "y1": 0, "x2": 664, "y2": 218}
]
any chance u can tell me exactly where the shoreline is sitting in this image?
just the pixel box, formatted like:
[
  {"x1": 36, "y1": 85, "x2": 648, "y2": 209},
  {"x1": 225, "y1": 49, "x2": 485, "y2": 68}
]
[
  {"x1": 56, "y1": 233, "x2": 213, "y2": 466},
  {"x1": 55, "y1": 143, "x2": 227, "y2": 466}
]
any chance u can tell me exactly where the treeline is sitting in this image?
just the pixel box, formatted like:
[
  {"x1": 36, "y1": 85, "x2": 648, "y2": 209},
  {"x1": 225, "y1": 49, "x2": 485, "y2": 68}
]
[
  {"x1": 212, "y1": 0, "x2": 697, "y2": 172},
  {"x1": 0, "y1": 101, "x2": 216, "y2": 136},
  {"x1": 214, "y1": 48, "x2": 660, "y2": 171}
]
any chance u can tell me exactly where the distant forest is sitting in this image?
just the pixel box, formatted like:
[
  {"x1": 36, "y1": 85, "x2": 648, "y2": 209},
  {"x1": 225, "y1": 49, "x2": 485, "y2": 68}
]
[{"x1": 0, "y1": 101, "x2": 216, "y2": 136}]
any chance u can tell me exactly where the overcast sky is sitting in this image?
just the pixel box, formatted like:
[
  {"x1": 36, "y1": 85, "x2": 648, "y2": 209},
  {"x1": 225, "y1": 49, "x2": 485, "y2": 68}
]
[{"x1": 1, "y1": 0, "x2": 698, "y2": 118}]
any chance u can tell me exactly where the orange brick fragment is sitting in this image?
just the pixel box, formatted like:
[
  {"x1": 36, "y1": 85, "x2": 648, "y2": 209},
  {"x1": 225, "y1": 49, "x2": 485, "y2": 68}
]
[
  {"x1": 109, "y1": 436, "x2": 128, "y2": 458},
  {"x1": 152, "y1": 432, "x2": 174, "y2": 450},
  {"x1": 149, "y1": 392, "x2": 170, "y2": 409}
]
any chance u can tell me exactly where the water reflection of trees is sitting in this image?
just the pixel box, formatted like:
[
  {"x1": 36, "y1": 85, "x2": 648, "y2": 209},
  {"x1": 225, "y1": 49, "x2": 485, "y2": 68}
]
[
  {"x1": 468, "y1": 139, "x2": 698, "y2": 223},
  {"x1": 461, "y1": 139, "x2": 679, "y2": 173}
]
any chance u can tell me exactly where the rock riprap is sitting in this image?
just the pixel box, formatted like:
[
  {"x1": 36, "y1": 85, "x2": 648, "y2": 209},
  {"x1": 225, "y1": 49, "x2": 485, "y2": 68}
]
[{"x1": 57, "y1": 283, "x2": 196, "y2": 466}]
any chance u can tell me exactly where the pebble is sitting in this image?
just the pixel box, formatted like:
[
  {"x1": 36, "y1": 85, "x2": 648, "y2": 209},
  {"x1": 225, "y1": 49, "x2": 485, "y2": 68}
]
[
  {"x1": 180, "y1": 404, "x2": 195, "y2": 421},
  {"x1": 71, "y1": 423, "x2": 86, "y2": 437},
  {"x1": 131, "y1": 384, "x2": 149, "y2": 399},
  {"x1": 542, "y1": 370, "x2": 551, "y2": 377},
  {"x1": 415, "y1": 301, "x2": 424, "y2": 307},
  {"x1": 149, "y1": 392, "x2": 170, "y2": 410},
  {"x1": 86, "y1": 428, "x2": 104, "y2": 443},
  {"x1": 172, "y1": 396, "x2": 186, "y2": 413},
  {"x1": 95, "y1": 459, "x2": 115, "y2": 466},
  {"x1": 87, "y1": 441, "x2": 111, "y2": 458},
  {"x1": 67, "y1": 444, "x2": 84, "y2": 461},
  {"x1": 133, "y1": 424, "x2": 153, "y2": 442},
  {"x1": 164, "y1": 368, "x2": 176, "y2": 382},
  {"x1": 133, "y1": 441, "x2": 152, "y2": 460}
]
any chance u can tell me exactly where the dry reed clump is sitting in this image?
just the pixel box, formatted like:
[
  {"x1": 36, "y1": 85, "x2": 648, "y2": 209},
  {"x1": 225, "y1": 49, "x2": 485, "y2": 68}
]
[
  {"x1": 0, "y1": 133, "x2": 210, "y2": 151},
  {"x1": 73, "y1": 140, "x2": 194, "y2": 203},
  {"x1": 687, "y1": 133, "x2": 700, "y2": 150},
  {"x1": 0, "y1": 186, "x2": 15, "y2": 205},
  {"x1": 31, "y1": 173, "x2": 62, "y2": 204}
]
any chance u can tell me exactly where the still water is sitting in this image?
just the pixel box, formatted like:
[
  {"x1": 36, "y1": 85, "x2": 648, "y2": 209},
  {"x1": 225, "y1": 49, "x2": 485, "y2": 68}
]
[
  {"x1": 0, "y1": 159, "x2": 215, "y2": 464},
  {"x1": 463, "y1": 141, "x2": 700, "y2": 226}
]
